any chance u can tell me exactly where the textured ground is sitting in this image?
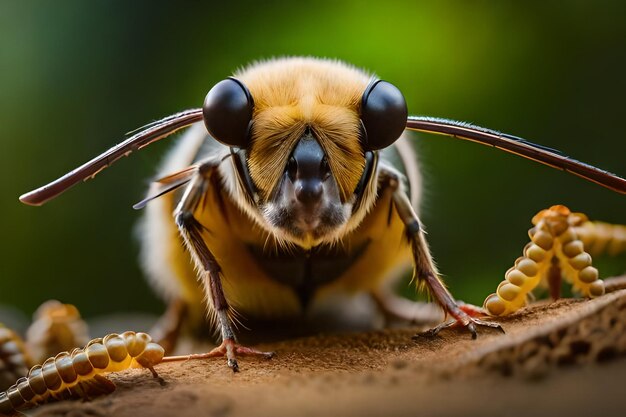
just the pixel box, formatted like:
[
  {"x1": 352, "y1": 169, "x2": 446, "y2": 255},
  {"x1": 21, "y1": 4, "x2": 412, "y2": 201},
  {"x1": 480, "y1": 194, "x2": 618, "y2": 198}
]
[{"x1": 27, "y1": 290, "x2": 626, "y2": 417}]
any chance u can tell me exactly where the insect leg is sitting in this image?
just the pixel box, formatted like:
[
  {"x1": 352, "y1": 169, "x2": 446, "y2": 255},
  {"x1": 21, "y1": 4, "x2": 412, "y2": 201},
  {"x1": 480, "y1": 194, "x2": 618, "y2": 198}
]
[
  {"x1": 371, "y1": 288, "x2": 444, "y2": 324},
  {"x1": 383, "y1": 171, "x2": 503, "y2": 339},
  {"x1": 173, "y1": 163, "x2": 273, "y2": 371}
]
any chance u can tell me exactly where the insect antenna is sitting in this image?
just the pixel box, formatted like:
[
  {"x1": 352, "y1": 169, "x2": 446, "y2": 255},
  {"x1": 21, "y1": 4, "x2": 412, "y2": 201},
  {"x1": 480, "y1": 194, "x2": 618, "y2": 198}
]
[
  {"x1": 132, "y1": 165, "x2": 200, "y2": 210},
  {"x1": 133, "y1": 177, "x2": 194, "y2": 210},
  {"x1": 122, "y1": 110, "x2": 203, "y2": 137},
  {"x1": 20, "y1": 109, "x2": 204, "y2": 206},
  {"x1": 154, "y1": 164, "x2": 200, "y2": 184},
  {"x1": 406, "y1": 116, "x2": 626, "y2": 194}
]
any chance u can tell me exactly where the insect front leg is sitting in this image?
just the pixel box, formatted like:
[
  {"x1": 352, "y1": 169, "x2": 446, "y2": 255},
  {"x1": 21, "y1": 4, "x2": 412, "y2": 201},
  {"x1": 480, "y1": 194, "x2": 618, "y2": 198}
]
[
  {"x1": 384, "y1": 172, "x2": 503, "y2": 339},
  {"x1": 173, "y1": 163, "x2": 274, "y2": 372}
]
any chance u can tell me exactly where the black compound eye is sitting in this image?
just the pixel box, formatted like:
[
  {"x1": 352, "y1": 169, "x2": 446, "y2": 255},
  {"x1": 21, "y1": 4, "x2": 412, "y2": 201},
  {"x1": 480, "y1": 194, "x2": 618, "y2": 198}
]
[
  {"x1": 360, "y1": 80, "x2": 408, "y2": 150},
  {"x1": 203, "y1": 78, "x2": 254, "y2": 148}
]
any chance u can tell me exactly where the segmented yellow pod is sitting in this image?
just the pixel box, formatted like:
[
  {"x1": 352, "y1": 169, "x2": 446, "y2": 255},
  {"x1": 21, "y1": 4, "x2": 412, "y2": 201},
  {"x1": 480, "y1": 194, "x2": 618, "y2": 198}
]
[
  {"x1": 0, "y1": 331, "x2": 164, "y2": 416},
  {"x1": 484, "y1": 205, "x2": 607, "y2": 317},
  {"x1": 575, "y1": 221, "x2": 626, "y2": 257},
  {"x1": 25, "y1": 300, "x2": 90, "y2": 365},
  {"x1": 0, "y1": 325, "x2": 32, "y2": 392}
]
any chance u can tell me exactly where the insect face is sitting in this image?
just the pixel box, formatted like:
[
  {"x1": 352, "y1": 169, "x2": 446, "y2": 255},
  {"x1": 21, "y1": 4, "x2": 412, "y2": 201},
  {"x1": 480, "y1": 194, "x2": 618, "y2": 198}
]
[
  {"x1": 202, "y1": 59, "x2": 408, "y2": 247},
  {"x1": 262, "y1": 130, "x2": 348, "y2": 246}
]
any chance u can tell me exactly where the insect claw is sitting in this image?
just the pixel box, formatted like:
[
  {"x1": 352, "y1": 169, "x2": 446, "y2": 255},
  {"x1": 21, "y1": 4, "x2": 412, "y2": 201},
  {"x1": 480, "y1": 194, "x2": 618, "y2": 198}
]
[
  {"x1": 234, "y1": 345, "x2": 276, "y2": 359},
  {"x1": 462, "y1": 317, "x2": 508, "y2": 338},
  {"x1": 468, "y1": 322, "x2": 477, "y2": 340},
  {"x1": 412, "y1": 329, "x2": 436, "y2": 339},
  {"x1": 413, "y1": 320, "x2": 453, "y2": 339},
  {"x1": 228, "y1": 359, "x2": 240, "y2": 373},
  {"x1": 464, "y1": 317, "x2": 507, "y2": 338},
  {"x1": 472, "y1": 318, "x2": 506, "y2": 333},
  {"x1": 414, "y1": 316, "x2": 504, "y2": 340},
  {"x1": 162, "y1": 339, "x2": 274, "y2": 371}
]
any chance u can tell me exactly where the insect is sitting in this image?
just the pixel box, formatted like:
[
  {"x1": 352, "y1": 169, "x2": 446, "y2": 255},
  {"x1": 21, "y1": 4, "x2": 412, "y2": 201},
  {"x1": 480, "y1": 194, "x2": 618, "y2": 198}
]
[
  {"x1": 0, "y1": 331, "x2": 164, "y2": 416},
  {"x1": 19, "y1": 57, "x2": 626, "y2": 371},
  {"x1": 484, "y1": 205, "x2": 626, "y2": 316}
]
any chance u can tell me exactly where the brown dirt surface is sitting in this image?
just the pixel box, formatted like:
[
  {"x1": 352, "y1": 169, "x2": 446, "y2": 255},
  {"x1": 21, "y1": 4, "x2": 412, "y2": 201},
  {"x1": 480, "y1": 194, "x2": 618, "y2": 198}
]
[{"x1": 28, "y1": 290, "x2": 626, "y2": 417}]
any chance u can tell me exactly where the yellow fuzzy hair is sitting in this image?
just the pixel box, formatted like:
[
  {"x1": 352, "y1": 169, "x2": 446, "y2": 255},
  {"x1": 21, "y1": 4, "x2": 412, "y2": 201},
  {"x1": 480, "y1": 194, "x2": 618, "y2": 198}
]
[{"x1": 236, "y1": 57, "x2": 371, "y2": 202}]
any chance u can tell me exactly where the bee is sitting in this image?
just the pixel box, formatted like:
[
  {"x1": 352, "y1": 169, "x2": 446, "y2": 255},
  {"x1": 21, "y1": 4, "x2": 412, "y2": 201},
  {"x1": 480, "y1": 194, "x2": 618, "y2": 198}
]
[{"x1": 20, "y1": 57, "x2": 626, "y2": 371}]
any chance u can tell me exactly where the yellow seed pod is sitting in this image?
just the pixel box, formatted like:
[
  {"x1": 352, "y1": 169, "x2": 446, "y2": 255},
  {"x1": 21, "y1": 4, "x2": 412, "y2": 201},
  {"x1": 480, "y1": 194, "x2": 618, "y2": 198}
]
[
  {"x1": 524, "y1": 243, "x2": 547, "y2": 262},
  {"x1": 578, "y1": 225, "x2": 604, "y2": 255},
  {"x1": 497, "y1": 283, "x2": 521, "y2": 302},
  {"x1": 516, "y1": 258, "x2": 539, "y2": 277},
  {"x1": 25, "y1": 300, "x2": 90, "y2": 366},
  {"x1": 86, "y1": 343, "x2": 109, "y2": 370},
  {"x1": 41, "y1": 359, "x2": 62, "y2": 391},
  {"x1": 584, "y1": 222, "x2": 626, "y2": 256},
  {"x1": 608, "y1": 226, "x2": 626, "y2": 255},
  {"x1": 589, "y1": 280, "x2": 605, "y2": 297},
  {"x1": 1, "y1": 331, "x2": 165, "y2": 415},
  {"x1": 562, "y1": 240, "x2": 584, "y2": 257},
  {"x1": 483, "y1": 294, "x2": 506, "y2": 316},
  {"x1": 86, "y1": 338, "x2": 103, "y2": 347},
  {"x1": 26, "y1": 366, "x2": 46, "y2": 396},
  {"x1": 53, "y1": 353, "x2": 77, "y2": 384},
  {"x1": 531, "y1": 230, "x2": 553, "y2": 250},
  {"x1": 578, "y1": 266, "x2": 599, "y2": 283},
  {"x1": 484, "y1": 205, "x2": 620, "y2": 318},
  {"x1": 552, "y1": 224, "x2": 569, "y2": 237},
  {"x1": 122, "y1": 331, "x2": 149, "y2": 357},
  {"x1": 575, "y1": 226, "x2": 592, "y2": 247},
  {"x1": 103, "y1": 334, "x2": 128, "y2": 363},
  {"x1": 134, "y1": 343, "x2": 165, "y2": 369},
  {"x1": 15, "y1": 377, "x2": 35, "y2": 402},
  {"x1": 70, "y1": 349, "x2": 94, "y2": 376},
  {"x1": 5, "y1": 385, "x2": 22, "y2": 409},
  {"x1": 568, "y1": 252, "x2": 592, "y2": 270},
  {"x1": 506, "y1": 269, "x2": 527, "y2": 286},
  {"x1": 556, "y1": 227, "x2": 577, "y2": 244}
]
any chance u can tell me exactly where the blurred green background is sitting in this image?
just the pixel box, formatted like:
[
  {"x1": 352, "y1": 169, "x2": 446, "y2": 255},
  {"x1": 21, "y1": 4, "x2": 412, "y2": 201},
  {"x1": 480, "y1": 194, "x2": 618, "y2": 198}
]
[{"x1": 1, "y1": 0, "x2": 624, "y2": 324}]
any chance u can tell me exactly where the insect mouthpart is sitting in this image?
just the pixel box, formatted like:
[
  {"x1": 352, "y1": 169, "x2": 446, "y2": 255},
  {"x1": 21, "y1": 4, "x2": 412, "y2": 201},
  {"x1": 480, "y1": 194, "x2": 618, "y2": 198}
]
[{"x1": 262, "y1": 131, "x2": 350, "y2": 247}]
